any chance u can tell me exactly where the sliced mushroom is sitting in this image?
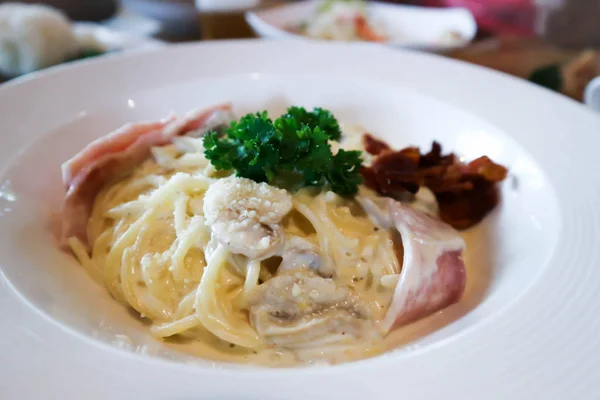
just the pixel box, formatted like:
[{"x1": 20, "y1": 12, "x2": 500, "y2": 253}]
[
  {"x1": 247, "y1": 271, "x2": 374, "y2": 347},
  {"x1": 278, "y1": 236, "x2": 335, "y2": 278},
  {"x1": 203, "y1": 176, "x2": 293, "y2": 259}
]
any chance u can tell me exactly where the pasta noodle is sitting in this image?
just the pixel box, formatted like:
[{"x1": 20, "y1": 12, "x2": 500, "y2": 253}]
[
  {"x1": 58, "y1": 103, "x2": 482, "y2": 367},
  {"x1": 68, "y1": 132, "x2": 404, "y2": 364}
]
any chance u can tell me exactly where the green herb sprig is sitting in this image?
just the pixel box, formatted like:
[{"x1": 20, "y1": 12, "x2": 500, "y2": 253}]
[{"x1": 203, "y1": 107, "x2": 363, "y2": 196}]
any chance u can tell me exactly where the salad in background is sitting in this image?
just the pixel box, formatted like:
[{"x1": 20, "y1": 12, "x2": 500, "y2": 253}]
[{"x1": 287, "y1": 0, "x2": 387, "y2": 42}]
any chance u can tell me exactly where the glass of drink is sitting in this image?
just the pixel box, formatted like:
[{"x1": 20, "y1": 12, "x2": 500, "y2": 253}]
[{"x1": 195, "y1": 0, "x2": 286, "y2": 40}]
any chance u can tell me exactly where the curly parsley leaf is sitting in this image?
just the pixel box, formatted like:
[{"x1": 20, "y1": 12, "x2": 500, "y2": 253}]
[
  {"x1": 203, "y1": 107, "x2": 363, "y2": 195},
  {"x1": 327, "y1": 149, "x2": 364, "y2": 196},
  {"x1": 279, "y1": 106, "x2": 342, "y2": 141}
]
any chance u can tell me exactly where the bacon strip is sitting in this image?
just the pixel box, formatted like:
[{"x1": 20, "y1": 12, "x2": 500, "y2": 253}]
[
  {"x1": 358, "y1": 196, "x2": 466, "y2": 332},
  {"x1": 61, "y1": 120, "x2": 172, "y2": 186},
  {"x1": 363, "y1": 133, "x2": 390, "y2": 156},
  {"x1": 383, "y1": 202, "x2": 466, "y2": 332},
  {"x1": 60, "y1": 103, "x2": 233, "y2": 248}
]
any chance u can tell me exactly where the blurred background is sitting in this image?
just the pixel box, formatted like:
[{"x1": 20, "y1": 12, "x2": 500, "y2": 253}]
[
  {"x1": 25, "y1": 0, "x2": 598, "y2": 45},
  {"x1": 1, "y1": 0, "x2": 600, "y2": 102},
  {"x1": 16, "y1": 0, "x2": 593, "y2": 43}
]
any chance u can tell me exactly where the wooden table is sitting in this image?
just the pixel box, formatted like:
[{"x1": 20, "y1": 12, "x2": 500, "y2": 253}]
[{"x1": 447, "y1": 36, "x2": 598, "y2": 102}]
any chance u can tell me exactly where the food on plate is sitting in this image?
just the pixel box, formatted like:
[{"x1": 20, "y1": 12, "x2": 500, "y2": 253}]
[
  {"x1": 288, "y1": 0, "x2": 387, "y2": 42},
  {"x1": 203, "y1": 106, "x2": 363, "y2": 196},
  {"x1": 361, "y1": 134, "x2": 508, "y2": 229},
  {"x1": 60, "y1": 104, "x2": 506, "y2": 365},
  {"x1": 0, "y1": 3, "x2": 107, "y2": 78}
]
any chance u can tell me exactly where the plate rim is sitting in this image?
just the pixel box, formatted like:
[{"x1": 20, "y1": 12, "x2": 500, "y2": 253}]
[
  {"x1": 2, "y1": 39, "x2": 600, "y2": 399},
  {"x1": 245, "y1": 0, "x2": 477, "y2": 51}
]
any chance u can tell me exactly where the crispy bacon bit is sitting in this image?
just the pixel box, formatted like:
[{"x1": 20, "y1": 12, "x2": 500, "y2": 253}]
[
  {"x1": 436, "y1": 178, "x2": 501, "y2": 230},
  {"x1": 359, "y1": 165, "x2": 378, "y2": 191},
  {"x1": 373, "y1": 148, "x2": 421, "y2": 195},
  {"x1": 363, "y1": 133, "x2": 391, "y2": 155},
  {"x1": 466, "y1": 156, "x2": 508, "y2": 181},
  {"x1": 360, "y1": 136, "x2": 508, "y2": 230}
]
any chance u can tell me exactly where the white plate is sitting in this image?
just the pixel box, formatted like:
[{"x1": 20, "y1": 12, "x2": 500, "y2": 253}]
[
  {"x1": 246, "y1": 1, "x2": 477, "y2": 51},
  {"x1": 1, "y1": 40, "x2": 600, "y2": 399},
  {"x1": 73, "y1": 22, "x2": 164, "y2": 52}
]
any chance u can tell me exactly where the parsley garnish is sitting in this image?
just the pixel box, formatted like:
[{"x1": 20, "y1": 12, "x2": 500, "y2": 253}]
[{"x1": 203, "y1": 107, "x2": 363, "y2": 196}]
